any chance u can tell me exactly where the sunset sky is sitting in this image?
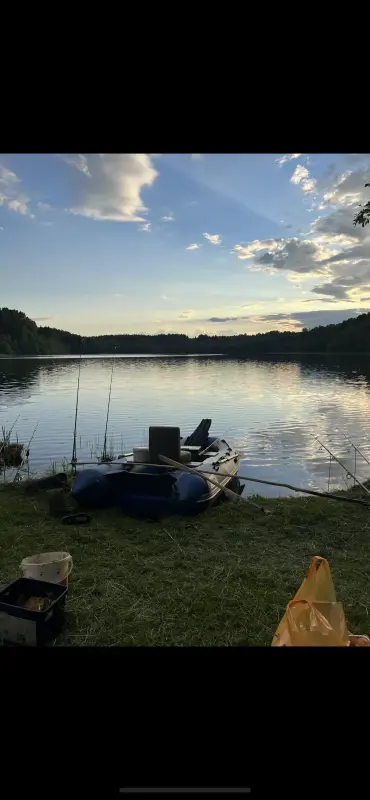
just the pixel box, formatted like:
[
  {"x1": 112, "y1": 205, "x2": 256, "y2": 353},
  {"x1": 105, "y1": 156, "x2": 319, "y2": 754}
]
[{"x1": 1, "y1": 152, "x2": 370, "y2": 336}]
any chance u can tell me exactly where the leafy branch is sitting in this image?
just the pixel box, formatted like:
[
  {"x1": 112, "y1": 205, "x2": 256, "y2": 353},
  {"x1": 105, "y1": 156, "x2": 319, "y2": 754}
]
[{"x1": 353, "y1": 183, "x2": 370, "y2": 227}]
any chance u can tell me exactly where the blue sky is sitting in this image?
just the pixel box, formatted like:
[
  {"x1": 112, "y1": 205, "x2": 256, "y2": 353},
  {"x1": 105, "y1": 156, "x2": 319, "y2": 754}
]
[{"x1": 1, "y1": 152, "x2": 370, "y2": 336}]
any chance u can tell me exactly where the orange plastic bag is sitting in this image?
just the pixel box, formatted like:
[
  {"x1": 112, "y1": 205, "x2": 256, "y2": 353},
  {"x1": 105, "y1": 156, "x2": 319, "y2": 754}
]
[{"x1": 272, "y1": 556, "x2": 350, "y2": 647}]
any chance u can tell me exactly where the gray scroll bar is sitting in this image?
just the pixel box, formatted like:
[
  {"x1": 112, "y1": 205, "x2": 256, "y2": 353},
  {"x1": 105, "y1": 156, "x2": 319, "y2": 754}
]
[{"x1": 119, "y1": 790, "x2": 251, "y2": 794}]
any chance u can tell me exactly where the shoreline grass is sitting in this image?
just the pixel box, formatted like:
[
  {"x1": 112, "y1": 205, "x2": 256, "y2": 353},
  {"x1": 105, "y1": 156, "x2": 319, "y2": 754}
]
[{"x1": 1, "y1": 483, "x2": 370, "y2": 645}]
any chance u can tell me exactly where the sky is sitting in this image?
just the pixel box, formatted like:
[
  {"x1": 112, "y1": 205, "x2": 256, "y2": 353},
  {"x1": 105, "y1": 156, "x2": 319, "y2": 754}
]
[{"x1": 1, "y1": 152, "x2": 370, "y2": 337}]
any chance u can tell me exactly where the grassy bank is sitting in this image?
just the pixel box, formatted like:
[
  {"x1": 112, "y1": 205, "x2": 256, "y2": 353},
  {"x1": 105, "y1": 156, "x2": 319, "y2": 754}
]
[{"x1": 1, "y1": 484, "x2": 370, "y2": 645}]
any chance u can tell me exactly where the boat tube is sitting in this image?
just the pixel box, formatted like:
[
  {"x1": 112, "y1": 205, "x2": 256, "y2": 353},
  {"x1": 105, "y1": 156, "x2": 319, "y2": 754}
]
[{"x1": 71, "y1": 420, "x2": 240, "y2": 517}]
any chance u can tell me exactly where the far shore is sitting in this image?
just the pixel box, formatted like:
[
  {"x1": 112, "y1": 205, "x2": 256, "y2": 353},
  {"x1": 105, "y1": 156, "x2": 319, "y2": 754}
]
[{"x1": 1, "y1": 351, "x2": 370, "y2": 359}]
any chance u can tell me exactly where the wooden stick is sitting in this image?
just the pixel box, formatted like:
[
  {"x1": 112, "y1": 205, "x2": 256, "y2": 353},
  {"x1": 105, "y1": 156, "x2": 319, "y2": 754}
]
[
  {"x1": 226, "y1": 473, "x2": 370, "y2": 507},
  {"x1": 159, "y1": 454, "x2": 267, "y2": 513},
  {"x1": 159, "y1": 456, "x2": 370, "y2": 509}
]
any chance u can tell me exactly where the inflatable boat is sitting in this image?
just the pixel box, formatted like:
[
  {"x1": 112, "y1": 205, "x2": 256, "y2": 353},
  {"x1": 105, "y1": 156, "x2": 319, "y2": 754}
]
[{"x1": 71, "y1": 420, "x2": 240, "y2": 517}]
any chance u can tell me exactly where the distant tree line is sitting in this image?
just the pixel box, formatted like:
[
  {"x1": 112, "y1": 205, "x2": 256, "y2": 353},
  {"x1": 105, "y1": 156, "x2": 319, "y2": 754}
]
[
  {"x1": 1, "y1": 306, "x2": 370, "y2": 357},
  {"x1": 0, "y1": 309, "x2": 82, "y2": 356}
]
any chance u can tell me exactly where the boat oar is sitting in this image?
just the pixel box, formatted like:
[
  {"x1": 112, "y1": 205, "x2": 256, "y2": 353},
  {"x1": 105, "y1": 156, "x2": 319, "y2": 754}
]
[{"x1": 158, "y1": 454, "x2": 269, "y2": 514}]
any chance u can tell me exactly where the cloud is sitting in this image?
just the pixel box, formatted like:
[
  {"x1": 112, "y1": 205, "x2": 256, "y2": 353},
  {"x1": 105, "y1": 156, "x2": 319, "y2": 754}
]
[
  {"x1": 276, "y1": 153, "x2": 302, "y2": 167},
  {"x1": 207, "y1": 316, "x2": 247, "y2": 323},
  {"x1": 0, "y1": 194, "x2": 31, "y2": 215},
  {"x1": 312, "y1": 269, "x2": 370, "y2": 301},
  {"x1": 0, "y1": 226, "x2": 3, "y2": 231},
  {"x1": 161, "y1": 214, "x2": 174, "y2": 222},
  {"x1": 290, "y1": 165, "x2": 308, "y2": 184},
  {"x1": 254, "y1": 309, "x2": 369, "y2": 329},
  {"x1": 160, "y1": 295, "x2": 169, "y2": 300},
  {"x1": 139, "y1": 222, "x2": 152, "y2": 232},
  {"x1": 318, "y1": 242, "x2": 370, "y2": 267},
  {"x1": 191, "y1": 154, "x2": 203, "y2": 160},
  {"x1": 7, "y1": 199, "x2": 28, "y2": 214},
  {"x1": 185, "y1": 243, "x2": 201, "y2": 250},
  {"x1": 319, "y1": 168, "x2": 370, "y2": 208},
  {"x1": 37, "y1": 201, "x2": 52, "y2": 212},
  {"x1": 68, "y1": 154, "x2": 159, "y2": 223},
  {"x1": 231, "y1": 212, "x2": 369, "y2": 303},
  {"x1": 290, "y1": 164, "x2": 317, "y2": 194},
  {"x1": 302, "y1": 297, "x2": 339, "y2": 304},
  {"x1": 63, "y1": 154, "x2": 91, "y2": 177},
  {"x1": 310, "y1": 206, "x2": 366, "y2": 246},
  {"x1": 301, "y1": 171, "x2": 370, "y2": 300},
  {"x1": 255, "y1": 238, "x2": 330, "y2": 273},
  {"x1": 233, "y1": 236, "x2": 331, "y2": 276},
  {"x1": 200, "y1": 157, "x2": 370, "y2": 312},
  {"x1": 184, "y1": 308, "x2": 369, "y2": 333},
  {"x1": 179, "y1": 310, "x2": 194, "y2": 319},
  {"x1": 0, "y1": 163, "x2": 32, "y2": 216},
  {"x1": 0, "y1": 166, "x2": 20, "y2": 186},
  {"x1": 310, "y1": 282, "x2": 353, "y2": 300},
  {"x1": 232, "y1": 239, "x2": 282, "y2": 260},
  {"x1": 203, "y1": 232, "x2": 222, "y2": 245}
]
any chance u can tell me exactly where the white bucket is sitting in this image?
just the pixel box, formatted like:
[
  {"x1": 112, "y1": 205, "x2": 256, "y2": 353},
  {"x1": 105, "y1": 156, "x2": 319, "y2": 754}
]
[{"x1": 20, "y1": 551, "x2": 73, "y2": 587}]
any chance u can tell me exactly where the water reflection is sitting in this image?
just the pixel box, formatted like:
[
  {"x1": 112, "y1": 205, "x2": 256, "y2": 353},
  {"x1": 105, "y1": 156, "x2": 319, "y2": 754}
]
[{"x1": 1, "y1": 354, "x2": 370, "y2": 496}]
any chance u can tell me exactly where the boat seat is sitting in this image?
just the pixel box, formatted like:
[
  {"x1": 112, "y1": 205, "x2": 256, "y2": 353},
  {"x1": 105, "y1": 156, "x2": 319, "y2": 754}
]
[{"x1": 149, "y1": 426, "x2": 181, "y2": 465}]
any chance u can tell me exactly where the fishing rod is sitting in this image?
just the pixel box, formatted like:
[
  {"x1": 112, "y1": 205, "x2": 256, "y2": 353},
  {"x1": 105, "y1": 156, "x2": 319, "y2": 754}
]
[
  {"x1": 26, "y1": 420, "x2": 39, "y2": 453},
  {"x1": 158, "y1": 455, "x2": 370, "y2": 508},
  {"x1": 102, "y1": 348, "x2": 118, "y2": 462},
  {"x1": 10, "y1": 420, "x2": 40, "y2": 483},
  {"x1": 71, "y1": 338, "x2": 84, "y2": 475},
  {"x1": 335, "y1": 428, "x2": 370, "y2": 469},
  {"x1": 311, "y1": 434, "x2": 370, "y2": 497},
  {"x1": 23, "y1": 420, "x2": 39, "y2": 469}
]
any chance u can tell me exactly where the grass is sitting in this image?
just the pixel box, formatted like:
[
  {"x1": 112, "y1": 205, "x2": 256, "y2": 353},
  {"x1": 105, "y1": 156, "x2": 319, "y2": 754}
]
[{"x1": 1, "y1": 483, "x2": 370, "y2": 645}]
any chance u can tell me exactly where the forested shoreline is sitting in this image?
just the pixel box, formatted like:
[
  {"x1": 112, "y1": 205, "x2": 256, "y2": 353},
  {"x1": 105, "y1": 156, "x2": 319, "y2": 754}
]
[{"x1": 1, "y1": 306, "x2": 370, "y2": 357}]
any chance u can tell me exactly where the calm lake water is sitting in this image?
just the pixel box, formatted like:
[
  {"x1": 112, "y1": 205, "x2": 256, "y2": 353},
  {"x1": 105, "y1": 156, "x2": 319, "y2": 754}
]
[{"x1": 1, "y1": 354, "x2": 370, "y2": 497}]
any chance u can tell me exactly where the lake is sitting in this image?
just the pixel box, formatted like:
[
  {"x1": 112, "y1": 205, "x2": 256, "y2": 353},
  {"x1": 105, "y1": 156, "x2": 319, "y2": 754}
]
[{"x1": 1, "y1": 354, "x2": 370, "y2": 497}]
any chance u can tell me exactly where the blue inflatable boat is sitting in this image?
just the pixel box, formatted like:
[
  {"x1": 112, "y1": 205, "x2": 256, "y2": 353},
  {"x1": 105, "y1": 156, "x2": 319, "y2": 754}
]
[{"x1": 71, "y1": 420, "x2": 240, "y2": 517}]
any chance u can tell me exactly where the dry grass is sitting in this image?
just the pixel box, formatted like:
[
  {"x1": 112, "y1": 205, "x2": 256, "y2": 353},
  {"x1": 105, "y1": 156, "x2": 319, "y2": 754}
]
[{"x1": 1, "y1": 484, "x2": 370, "y2": 645}]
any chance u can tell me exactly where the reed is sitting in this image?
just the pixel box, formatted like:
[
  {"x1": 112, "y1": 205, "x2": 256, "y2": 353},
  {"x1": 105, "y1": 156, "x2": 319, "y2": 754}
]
[{"x1": 0, "y1": 422, "x2": 24, "y2": 469}]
